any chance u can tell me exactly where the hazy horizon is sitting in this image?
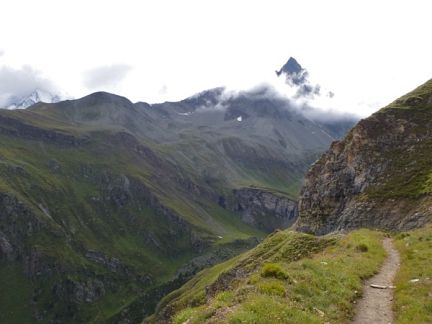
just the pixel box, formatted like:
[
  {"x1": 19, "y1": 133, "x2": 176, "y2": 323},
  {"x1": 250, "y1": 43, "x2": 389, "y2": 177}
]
[{"x1": 1, "y1": 0, "x2": 431, "y2": 117}]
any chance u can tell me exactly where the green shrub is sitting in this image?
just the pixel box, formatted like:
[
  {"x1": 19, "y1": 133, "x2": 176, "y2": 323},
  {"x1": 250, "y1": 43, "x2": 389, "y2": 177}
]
[
  {"x1": 173, "y1": 308, "x2": 195, "y2": 324},
  {"x1": 395, "y1": 232, "x2": 410, "y2": 240},
  {"x1": 261, "y1": 263, "x2": 290, "y2": 280},
  {"x1": 215, "y1": 291, "x2": 234, "y2": 303},
  {"x1": 257, "y1": 281, "x2": 286, "y2": 297},
  {"x1": 356, "y1": 243, "x2": 369, "y2": 252}
]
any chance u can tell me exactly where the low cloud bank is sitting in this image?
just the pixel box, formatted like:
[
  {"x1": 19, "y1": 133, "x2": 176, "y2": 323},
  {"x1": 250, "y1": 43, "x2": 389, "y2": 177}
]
[
  {"x1": 190, "y1": 81, "x2": 359, "y2": 124},
  {"x1": 186, "y1": 57, "x2": 362, "y2": 123},
  {"x1": 0, "y1": 65, "x2": 59, "y2": 108}
]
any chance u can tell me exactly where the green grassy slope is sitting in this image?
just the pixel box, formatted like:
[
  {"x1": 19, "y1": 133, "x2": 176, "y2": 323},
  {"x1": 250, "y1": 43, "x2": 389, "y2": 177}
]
[
  {"x1": 0, "y1": 133, "x2": 263, "y2": 322},
  {"x1": 0, "y1": 98, "x2": 265, "y2": 322},
  {"x1": 151, "y1": 229, "x2": 386, "y2": 323},
  {"x1": 0, "y1": 263, "x2": 34, "y2": 323},
  {"x1": 394, "y1": 225, "x2": 432, "y2": 323},
  {"x1": 383, "y1": 79, "x2": 432, "y2": 110}
]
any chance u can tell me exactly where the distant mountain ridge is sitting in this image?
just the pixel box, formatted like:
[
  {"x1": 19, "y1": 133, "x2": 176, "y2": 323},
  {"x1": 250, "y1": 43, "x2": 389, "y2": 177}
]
[{"x1": 5, "y1": 88, "x2": 61, "y2": 109}]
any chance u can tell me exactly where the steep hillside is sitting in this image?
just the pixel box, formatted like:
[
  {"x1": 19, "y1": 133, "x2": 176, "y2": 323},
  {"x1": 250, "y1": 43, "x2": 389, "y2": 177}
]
[
  {"x1": 0, "y1": 106, "x2": 261, "y2": 323},
  {"x1": 296, "y1": 79, "x2": 432, "y2": 234},
  {"x1": 143, "y1": 88, "x2": 354, "y2": 194},
  {"x1": 0, "y1": 89, "x2": 353, "y2": 322},
  {"x1": 149, "y1": 229, "x2": 385, "y2": 323}
]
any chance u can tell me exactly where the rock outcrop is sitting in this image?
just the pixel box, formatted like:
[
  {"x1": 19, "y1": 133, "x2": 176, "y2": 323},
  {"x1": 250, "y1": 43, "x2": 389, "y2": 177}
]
[
  {"x1": 0, "y1": 193, "x2": 44, "y2": 261},
  {"x1": 296, "y1": 79, "x2": 432, "y2": 234},
  {"x1": 230, "y1": 188, "x2": 298, "y2": 232}
]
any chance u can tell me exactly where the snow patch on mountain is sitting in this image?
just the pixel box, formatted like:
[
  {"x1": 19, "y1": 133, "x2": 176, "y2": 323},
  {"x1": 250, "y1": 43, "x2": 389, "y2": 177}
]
[{"x1": 5, "y1": 89, "x2": 61, "y2": 109}]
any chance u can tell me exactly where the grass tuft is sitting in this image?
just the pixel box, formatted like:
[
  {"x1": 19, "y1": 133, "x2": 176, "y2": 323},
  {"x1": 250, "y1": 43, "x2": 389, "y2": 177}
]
[
  {"x1": 261, "y1": 263, "x2": 290, "y2": 280},
  {"x1": 356, "y1": 243, "x2": 369, "y2": 252}
]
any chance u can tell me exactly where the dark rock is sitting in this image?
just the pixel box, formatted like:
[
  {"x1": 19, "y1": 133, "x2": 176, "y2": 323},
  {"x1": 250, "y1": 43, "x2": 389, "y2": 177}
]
[
  {"x1": 0, "y1": 231, "x2": 13, "y2": 260},
  {"x1": 54, "y1": 278, "x2": 106, "y2": 303},
  {"x1": 0, "y1": 115, "x2": 88, "y2": 146},
  {"x1": 205, "y1": 267, "x2": 247, "y2": 298},
  {"x1": 48, "y1": 159, "x2": 61, "y2": 173},
  {"x1": 0, "y1": 193, "x2": 44, "y2": 262},
  {"x1": 276, "y1": 57, "x2": 304, "y2": 79},
  {"x1": 230, "y1": 188, "x2": 298, "y2": 232},
  {"x1": 85, "y1": 250, "x2": 130, "y2": 275}
]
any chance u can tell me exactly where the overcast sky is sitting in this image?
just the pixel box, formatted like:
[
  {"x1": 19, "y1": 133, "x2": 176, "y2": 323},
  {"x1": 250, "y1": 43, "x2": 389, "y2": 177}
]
[{"x1": 1, "y1": 0, "x2": 431, "y2": 116}]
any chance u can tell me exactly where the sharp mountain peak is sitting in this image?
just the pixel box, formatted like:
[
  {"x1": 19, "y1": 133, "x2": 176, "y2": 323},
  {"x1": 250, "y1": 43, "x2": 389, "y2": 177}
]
[{"x1": 276, "y1": 56, "x2": 304, "y2": 76}]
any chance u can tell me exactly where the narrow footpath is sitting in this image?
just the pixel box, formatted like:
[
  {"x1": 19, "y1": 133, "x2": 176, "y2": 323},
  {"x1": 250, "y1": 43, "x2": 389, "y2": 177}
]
[{"x1": 352, "y1": 238, "x2": 400, "y2": 324}]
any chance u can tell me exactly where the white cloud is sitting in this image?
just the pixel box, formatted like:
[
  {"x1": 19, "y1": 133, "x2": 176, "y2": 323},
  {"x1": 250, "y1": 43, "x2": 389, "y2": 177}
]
[
  {"x1": 83, "y1": 64, "x2": 132, "y2": 90},
  {"x1": 0, "y1": 65, "x2": 59, "y2": 107},
  {"x1": 0, "y1": 0, "x2": 430, "y2": 116}
]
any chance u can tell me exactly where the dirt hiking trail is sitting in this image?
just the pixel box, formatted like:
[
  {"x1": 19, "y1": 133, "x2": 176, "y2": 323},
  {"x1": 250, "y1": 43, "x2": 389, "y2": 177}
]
[{"x1": 352, "y1": 238, "x2": 400, "y2": 324}]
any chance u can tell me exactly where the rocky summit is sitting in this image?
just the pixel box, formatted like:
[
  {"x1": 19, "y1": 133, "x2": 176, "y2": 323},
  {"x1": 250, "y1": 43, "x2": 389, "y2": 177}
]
[
  {"x1": 296, "y1": 79, "x2": 432, "y2": 234},
  {"x1": 276, "y1": 57, "x2": 321, "y2": 97},
  {"x1": 276, "y1": 57, "x2": 304, "y2": 78}
]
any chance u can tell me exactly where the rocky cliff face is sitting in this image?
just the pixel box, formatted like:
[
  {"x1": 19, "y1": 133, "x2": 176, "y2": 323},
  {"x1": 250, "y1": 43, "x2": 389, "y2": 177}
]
[
  {"x1": 0, "y1": 171, "x2": 199, "y2": 322},
  {"x1": 0, "y1": 193, "x2": 44, "y2": 262},
  {"x1": 296, "y1": 80, "x2": 432, "y2": 234},
  {"x1": 230, "y1": 188, "x2": 298, "y2": 232}
]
